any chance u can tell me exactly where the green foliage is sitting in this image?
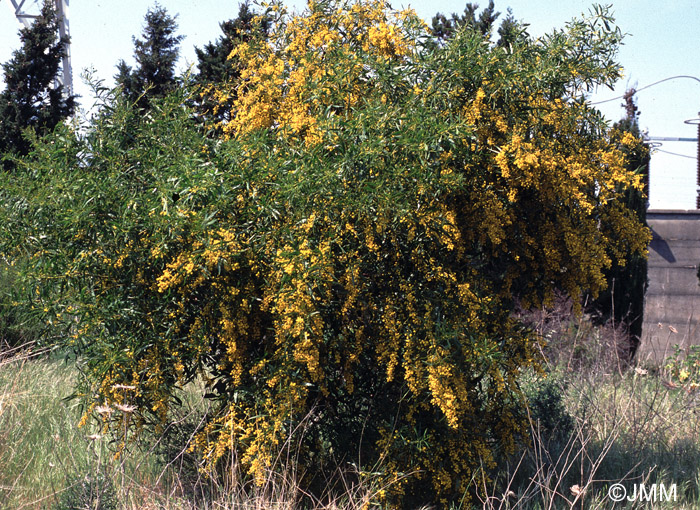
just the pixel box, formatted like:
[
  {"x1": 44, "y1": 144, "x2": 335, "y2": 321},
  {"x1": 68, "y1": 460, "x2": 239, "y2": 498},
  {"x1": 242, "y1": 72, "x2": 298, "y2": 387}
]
[
  {"x1": 524, "y1": 374, "x2": 574, "y2": 442},
  {"x1": 0, "y1": 1, "x2": 650, "y2": 507},
  {"x1": 53, "y1": 470, "x2": 117, "y2": 510},
  {"x1": 115, "y1": 3, "x2": 184, "y2": 108},
  {"x1": 0, "y1": 261, "x2": 45, "y2": 348},
  {"x1": 664, "y1": 344, "x2": 700, "y2": 386},
  {"x1": 0, "y1": 0, "x2": 75, "y2": 168},
  {"x1": 195, "y1": 2, "x2": 270, "y2": 84}
]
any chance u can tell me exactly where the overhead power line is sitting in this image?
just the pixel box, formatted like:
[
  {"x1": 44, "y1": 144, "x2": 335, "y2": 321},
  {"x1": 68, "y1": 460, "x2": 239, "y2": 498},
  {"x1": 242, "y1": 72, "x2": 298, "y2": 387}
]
[
  {"x1": 591, "y1": 75, "x2": 700, "y2": 106},
  {"x1": 647, "y1": 136, "x2": 698, "y2": 142},
  {"x1": 655, "y1": 149, "x2": 696, "y2": 160}
]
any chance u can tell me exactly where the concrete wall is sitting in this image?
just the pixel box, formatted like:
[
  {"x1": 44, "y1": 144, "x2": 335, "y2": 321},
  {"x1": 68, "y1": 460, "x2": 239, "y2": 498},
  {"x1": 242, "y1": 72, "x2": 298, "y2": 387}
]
[{"x1": 639, "y1": 210, "x2": 700, "y2": 361}]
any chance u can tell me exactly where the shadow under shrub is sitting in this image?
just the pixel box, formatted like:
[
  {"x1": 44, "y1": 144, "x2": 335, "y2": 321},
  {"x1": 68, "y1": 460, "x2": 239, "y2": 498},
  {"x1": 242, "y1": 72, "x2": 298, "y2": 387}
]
[
  {"x1": 517, "y1": 292, "x2": 633, "y2": 375},
  {"x1": 152, "y1": 406, "x2": 213, "y2": 501}
]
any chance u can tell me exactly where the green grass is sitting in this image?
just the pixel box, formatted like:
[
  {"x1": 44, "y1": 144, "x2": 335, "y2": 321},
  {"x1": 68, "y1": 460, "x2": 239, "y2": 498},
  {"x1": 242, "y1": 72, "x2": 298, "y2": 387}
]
[
  {"x1": 0, "y1": 348, "x2": 170, "y2": 510},
  {"x1": 0, "y1": 348, "x2": 380, "y2": 510},
  {"x1": 0, "y1": 349, "x2": 86, "y2": 508},
  {"x1": 485, "y1": 370, "x2": 700, "y2": 510},
  {"x1": 475, "y1": 308, "x2": 700, "y2": 510}
]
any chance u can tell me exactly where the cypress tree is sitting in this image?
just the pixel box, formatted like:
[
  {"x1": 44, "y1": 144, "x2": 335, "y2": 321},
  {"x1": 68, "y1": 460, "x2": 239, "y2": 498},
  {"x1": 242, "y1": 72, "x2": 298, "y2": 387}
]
[
  {"x1": 193, "y1": 2, "x2": 270, "y2": 127},
  {"x1": 591, "y1": 89, "x2": 649, "y2": 360},
  {"x1": 0, "y1": 1, "x2": 75, "y2": 168},
  {"x1": 431, "y1": 2, "x2": 526, "y2": 48},
  {"x1": 115, "y1": 3, "x2": 184, "y2": 107}
]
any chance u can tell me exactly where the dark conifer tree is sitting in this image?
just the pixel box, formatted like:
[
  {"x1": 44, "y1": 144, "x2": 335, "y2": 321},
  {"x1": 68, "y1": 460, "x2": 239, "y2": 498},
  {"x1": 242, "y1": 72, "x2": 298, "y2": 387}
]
[
  {"x1": 114, "y1": 60, "x2": 138, "y2": 103},
  {"x1": 193, "y1": 2, "x2": 270, "y2": 127},
  {"x1": 496, "y1": 8, "x2": 528, "y2": 48},
  {"x1": 591, "y1": 90, "x2": 649, "y2": 360},
  {"x1": 115, "y1": 3, "x2": 184, "y2": 108},
  {"x1": 431, "y1": 2, "x2": 527, "y2": 48},
  {"x1": 432, "y1": 1, "x2": 499, "y2": 43},
  {"x1": 196, "y1": 3, "x2": 258, "y2": 84},
  {"x1": 0, "y1": 1, "x2": 75, "y2": 168}
]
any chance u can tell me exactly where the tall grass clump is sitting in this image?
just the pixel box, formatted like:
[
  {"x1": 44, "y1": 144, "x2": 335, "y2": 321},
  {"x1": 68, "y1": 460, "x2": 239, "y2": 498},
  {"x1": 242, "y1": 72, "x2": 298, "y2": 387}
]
[
  {"x1": 0, "y1": 348, "x2": 162, "y2": 509},
  {"x1": 476, "y1": 300, "x2": 700, "y2": 510},
  {"x1": 0, "y1": 347, "x2": 86, "y2": 508},
  {"x1": 0, "y1": 348, "x2": 391, "y2": 510}
]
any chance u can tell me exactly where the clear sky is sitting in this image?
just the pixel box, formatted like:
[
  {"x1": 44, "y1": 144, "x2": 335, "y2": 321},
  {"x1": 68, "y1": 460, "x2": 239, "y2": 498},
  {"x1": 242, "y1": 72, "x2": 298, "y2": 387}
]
[{"x1": 1, "y1": 0, "x2": 699, "y2": 209}]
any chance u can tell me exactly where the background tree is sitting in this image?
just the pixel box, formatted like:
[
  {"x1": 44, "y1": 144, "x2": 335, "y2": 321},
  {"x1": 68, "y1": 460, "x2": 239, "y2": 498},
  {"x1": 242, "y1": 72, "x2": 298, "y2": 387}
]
[
  {"x1": 193, "y1": 2, "x2": 270, "y2": 128},
  {"x1": 497, "y1": 7, "x2": 528, "y2": 47},
  {"x1": 431, "y1": 1, "x2": 527, "y2": 47},
  {"x1": 432, "y1": 1, "x2": 499, "y2": 41},
  {"x1": 590, "y1": 89, "x2": 650, "y2": 359},
  {"x1": 115, "y1": 3, "x2": 184, "y2": 107},
  {"x1": 0, "y1": 0, "x2": 75, "y2": 168}
]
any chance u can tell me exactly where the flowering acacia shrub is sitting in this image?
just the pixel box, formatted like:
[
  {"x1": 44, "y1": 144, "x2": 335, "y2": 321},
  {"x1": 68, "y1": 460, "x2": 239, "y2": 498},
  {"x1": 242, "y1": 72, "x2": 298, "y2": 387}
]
[{"x1": 0, "y1": 1, "x2": 649, "y2": 506}]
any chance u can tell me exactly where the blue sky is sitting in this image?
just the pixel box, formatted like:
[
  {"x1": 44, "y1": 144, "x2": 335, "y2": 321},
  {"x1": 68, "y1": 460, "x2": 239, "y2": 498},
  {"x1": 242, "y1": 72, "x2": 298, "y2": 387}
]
[{"x1": 1, "y1": 0, "x2": 699, "y2": 209}]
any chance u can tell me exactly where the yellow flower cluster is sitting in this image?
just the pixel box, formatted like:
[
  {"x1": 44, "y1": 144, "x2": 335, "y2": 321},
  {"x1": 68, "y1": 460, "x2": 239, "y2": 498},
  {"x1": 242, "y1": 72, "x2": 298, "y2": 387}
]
[{"x1": 223, "y1": 0, "x2": 418, "y2": 143}]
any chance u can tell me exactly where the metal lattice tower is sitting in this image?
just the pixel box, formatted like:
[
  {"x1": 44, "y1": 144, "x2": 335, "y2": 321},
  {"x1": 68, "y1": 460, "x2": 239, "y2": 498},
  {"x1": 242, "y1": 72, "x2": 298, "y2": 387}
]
[{"x1": 3, "y1": 0, "x2": 72, "y2": 96}]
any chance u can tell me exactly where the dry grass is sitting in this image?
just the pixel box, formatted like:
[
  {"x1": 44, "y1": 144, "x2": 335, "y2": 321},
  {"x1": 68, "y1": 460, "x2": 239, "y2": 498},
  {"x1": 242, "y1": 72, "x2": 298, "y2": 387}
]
[{"x1": 476, "y1": 301, "x2": 700, "y2": 510}]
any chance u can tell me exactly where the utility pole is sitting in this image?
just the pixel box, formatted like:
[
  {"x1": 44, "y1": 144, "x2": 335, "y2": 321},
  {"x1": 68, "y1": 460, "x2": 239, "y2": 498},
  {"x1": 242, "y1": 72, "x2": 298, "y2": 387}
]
[
  {"x1": 3, "y1": 0, "x2": 72, "y2": 96},
  {"x1": 681, "y1": 114, "x2": 700, "y2": 209}
]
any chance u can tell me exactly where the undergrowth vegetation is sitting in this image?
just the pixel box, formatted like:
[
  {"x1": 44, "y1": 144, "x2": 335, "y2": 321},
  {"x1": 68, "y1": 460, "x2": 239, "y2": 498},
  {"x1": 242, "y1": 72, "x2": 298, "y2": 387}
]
[
  {"x1": 3, "y1": 312, "x2": 700, "y2": 509},
  {"x1": 493, "y1": 300, "x2": 700, "y2": 509}
]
